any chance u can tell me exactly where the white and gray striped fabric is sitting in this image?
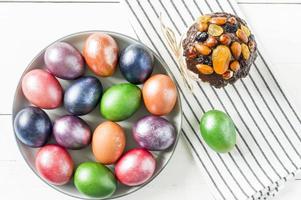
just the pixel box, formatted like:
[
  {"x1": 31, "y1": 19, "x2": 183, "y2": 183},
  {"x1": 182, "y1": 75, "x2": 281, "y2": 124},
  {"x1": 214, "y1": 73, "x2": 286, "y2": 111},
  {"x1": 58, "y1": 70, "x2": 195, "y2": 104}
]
[{"x1": 123, "y1": 0, "x2": 301, "y2": 199}]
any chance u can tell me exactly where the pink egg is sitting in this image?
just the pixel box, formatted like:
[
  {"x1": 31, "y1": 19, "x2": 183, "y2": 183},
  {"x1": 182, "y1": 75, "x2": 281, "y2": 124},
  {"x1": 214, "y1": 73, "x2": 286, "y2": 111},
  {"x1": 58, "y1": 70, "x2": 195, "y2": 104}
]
[
  {"x1": 35, "y1": 144, "x2": 74, "y2": 185},
  {"x1": 22, "y1": 69, "x2": 63, "y2": 109},
  {"x1": 115, "y1": 148, "x2": 156, "y2": 186}
]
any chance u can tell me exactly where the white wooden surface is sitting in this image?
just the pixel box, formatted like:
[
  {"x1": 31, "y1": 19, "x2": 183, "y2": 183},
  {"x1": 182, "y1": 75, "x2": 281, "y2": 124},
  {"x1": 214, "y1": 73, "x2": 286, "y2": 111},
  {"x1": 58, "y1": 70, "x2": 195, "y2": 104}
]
[{"x1": 0, "y1": 1, "x2": 300, "y2": 199}]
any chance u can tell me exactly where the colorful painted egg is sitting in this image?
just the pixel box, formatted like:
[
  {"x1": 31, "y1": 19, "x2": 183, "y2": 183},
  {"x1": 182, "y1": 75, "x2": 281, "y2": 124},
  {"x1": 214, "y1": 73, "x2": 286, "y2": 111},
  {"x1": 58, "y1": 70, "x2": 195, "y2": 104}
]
[
  {"x1": 35, "y1": 144, "x2": 74, "y2": 185},
  {"x1": 142, "y1": 74, "x2": 177, "y2": 116},
  {"x1": 74, "y1": 162, "x2": 116, "y2": 198},
  {"x1": 83, "y1": 33, "x2": 118, "y2": 77},
  {"x1": 115, "y1": 148, "x2": 156, "y2": 186},
  {"x1": 14, "y1": 106, "x2": 52, "y2": 147},
  {"x1": 100, "y1": 83, "x2": 141, "y2": 121},
  {"x1": 22, "y1": 69, "x2": 63, "y2": 109},
  {"x1": 44, "y1": 42, "x2": 85, "y2": 80},
  {"x1": 53, "y1": 115, "x2": 91, "y2": 150},
  {"x1": 200, "y1": 110, "x2": 236, "y2": 153},
  {"x1": 64, "y1": 76, "x2": 103, "y2": 115},
  {"x1": 119, "y1": 44, "x2": 154, "y2": 84},
  {"x1": 133, "y1": 115, "x2": 176, "y2": 150},
  {"x1": 92, "y1": 121, "x2": 126, "y2": 165}
]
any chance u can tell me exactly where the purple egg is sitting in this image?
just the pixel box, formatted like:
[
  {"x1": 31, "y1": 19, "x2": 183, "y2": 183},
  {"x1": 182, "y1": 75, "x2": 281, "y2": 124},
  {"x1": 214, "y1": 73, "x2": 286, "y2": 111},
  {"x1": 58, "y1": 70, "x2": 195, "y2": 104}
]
[
  {"x1": 14, "y1": 106, "x2": 52, "y2": 148},
  {"x1": 132, "y1": 115, "x2": 176, "y2": 151},
  {"x1": 53, "y1": 115, "x2": 91, "y2": 150},
  {"x1": 119, "y1": 44, "x2": 154, "y2": 84},
  {"x1": 64, "y1": 76, "x2": 103, "y2": 115},
  {"x1": 44, "y1": 42, "x2": 85, "y2": 80}
]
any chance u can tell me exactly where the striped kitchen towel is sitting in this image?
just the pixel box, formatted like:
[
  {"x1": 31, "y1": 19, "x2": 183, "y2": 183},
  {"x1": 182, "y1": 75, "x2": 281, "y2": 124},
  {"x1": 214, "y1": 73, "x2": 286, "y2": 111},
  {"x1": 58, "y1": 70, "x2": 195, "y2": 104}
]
[{"x1": 122, "y1": 0, "x2": 301, "y2": 199}]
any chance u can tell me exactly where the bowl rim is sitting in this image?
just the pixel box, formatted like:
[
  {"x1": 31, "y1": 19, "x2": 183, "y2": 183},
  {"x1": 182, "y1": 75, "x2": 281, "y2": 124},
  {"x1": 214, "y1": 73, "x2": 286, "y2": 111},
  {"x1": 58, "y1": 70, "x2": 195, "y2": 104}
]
[{"x1": 11, "y1": 30, "x2": 183, "y2": 200}]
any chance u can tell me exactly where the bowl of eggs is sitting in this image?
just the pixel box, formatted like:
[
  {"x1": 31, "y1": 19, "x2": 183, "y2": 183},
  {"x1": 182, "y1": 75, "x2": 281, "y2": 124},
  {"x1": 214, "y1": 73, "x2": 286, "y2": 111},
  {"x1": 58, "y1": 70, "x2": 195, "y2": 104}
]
[{"x1": 12, "y1": 31, "x2": 182, "y2": 199}]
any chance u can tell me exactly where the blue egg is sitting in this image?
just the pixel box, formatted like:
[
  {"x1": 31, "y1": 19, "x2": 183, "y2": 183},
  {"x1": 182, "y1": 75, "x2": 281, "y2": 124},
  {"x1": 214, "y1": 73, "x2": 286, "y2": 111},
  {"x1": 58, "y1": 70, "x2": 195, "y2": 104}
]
[
  {"x1": 119, "y1": 44, "x2": 154, "y2": 84},
  {"x1": 14, "y1": 106, "x2": 52, "y2": 147},
  {"x1": 64, "y1": 76, "x2": 103, "y2": 115}
]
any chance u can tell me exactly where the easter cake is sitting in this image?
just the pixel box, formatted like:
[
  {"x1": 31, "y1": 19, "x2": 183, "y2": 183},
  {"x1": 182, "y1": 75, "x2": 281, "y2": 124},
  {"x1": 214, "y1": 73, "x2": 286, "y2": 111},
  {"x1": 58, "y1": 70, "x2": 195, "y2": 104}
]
[{"x1": 182, "y1": 12, "x2": 257, "y2": 88}]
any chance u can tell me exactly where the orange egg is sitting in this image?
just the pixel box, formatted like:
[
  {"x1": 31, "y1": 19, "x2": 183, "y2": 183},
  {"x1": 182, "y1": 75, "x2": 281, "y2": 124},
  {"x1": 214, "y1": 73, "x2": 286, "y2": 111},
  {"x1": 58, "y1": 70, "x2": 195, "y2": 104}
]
[
  {"x1": 83, "y1": 33, "x2": 119, "y2": 77},
  {"x1": 92, "y1": 121, "x2": 126, "y2": 165},
  {"x1": 142, "y1": 74, "x2": 177, "y2": 116}
]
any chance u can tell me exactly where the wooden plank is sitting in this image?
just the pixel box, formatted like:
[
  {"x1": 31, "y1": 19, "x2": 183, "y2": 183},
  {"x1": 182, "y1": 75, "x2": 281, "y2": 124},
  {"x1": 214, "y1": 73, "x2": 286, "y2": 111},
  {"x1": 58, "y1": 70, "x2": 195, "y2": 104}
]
[
  {"x1": 237, "y1": 0, "x2": 301, "y2": 4},
  {"x1": 0, "y1": 0, "x2": 120, "y2": 2},
  {"x1": 274, "y1": 179, "x2": 301, "y2": 200},
  {"x1": 0, "y1": 0, "x2": 301, "y2": 4},
  {"x1": 238, "y1": 3, "x2": 301, "y2": 116}
]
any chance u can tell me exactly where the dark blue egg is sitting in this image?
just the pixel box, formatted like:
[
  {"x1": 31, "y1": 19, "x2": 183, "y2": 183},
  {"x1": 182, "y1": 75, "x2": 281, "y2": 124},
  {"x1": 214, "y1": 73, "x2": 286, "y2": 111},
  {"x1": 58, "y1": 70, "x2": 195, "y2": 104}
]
[
  {"x1": 14, "y1": 106, "x2": 52, "y2": 147},
  {"x1": 64, "y1": 76, "x2": 103, "y2": 115},
  {"x1": 119, "y1": 44, "x2": 154, "y2": 84}
]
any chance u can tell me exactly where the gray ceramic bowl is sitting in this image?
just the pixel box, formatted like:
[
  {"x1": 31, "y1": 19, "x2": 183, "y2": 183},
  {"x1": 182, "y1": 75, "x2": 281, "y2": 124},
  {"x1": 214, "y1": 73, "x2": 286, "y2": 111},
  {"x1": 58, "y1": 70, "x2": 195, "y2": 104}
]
[{"x1": 12, "y1": 31, "x2": 182, "y2": 199}]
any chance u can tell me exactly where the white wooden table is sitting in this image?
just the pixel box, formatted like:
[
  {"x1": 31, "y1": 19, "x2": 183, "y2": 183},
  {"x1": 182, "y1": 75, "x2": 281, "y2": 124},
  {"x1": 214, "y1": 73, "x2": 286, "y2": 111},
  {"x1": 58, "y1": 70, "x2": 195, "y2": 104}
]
[{"x1": 1, "y1": 0, "x2": 300, "y2": 199}]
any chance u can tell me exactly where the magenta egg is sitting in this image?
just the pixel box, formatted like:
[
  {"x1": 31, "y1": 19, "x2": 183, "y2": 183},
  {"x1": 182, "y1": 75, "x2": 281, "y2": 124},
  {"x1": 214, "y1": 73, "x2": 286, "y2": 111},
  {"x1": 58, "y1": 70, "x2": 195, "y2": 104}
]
[
  {"x1": 53, "y1": 115, "x2": 91, "y2": 150},
  {"x1": 44, "y1": 42, "x2": 85, "y2": 80},
  {"x1": 133, "y1": 115, "x2": 176, "y2": 151},
  {"x1": 22, "y1": 69, "x2": 63, "y2": 109},
  {"x1": 115, "y1": 148, "x2": 156, "y2": 186},
  {"x1": 35, "y1": 144, "x2": 74, "y2": 185}
]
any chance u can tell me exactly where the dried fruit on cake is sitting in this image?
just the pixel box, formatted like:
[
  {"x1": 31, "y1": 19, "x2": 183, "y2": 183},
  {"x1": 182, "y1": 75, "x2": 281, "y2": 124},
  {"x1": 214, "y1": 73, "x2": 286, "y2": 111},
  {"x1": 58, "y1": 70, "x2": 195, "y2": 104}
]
[{"x1": 182, "y1": 12, "x2": 257, "y2": 88}]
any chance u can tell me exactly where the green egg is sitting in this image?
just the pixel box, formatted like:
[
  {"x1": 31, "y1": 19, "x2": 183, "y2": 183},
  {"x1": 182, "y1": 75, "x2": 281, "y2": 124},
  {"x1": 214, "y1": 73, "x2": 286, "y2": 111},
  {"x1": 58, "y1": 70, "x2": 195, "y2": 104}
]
[
  {"x1": 199, "y1": 110, "x2": 236, "y2": 153},
  {"x1": 100, "y1": 83, "x2": 141, "y2": 121},
  {"x1": 74, "y1": 162, "x2": 116, "y2": 198}
]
